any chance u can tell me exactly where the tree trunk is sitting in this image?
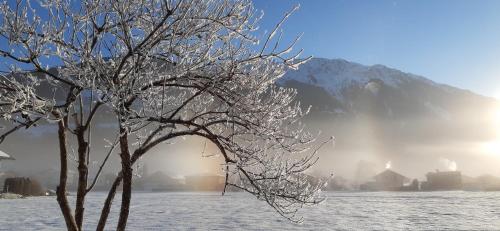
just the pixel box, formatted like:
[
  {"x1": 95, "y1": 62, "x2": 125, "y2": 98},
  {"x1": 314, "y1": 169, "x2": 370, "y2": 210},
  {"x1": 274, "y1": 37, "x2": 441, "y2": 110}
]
[
  {"x1": 75, "y1": 127, "x2": 89, "y2": 229},
  {"x1": 117, "y1": 127, "x2": 133, "y2": 231},
  {"x1": 56, "y1": 117, "x2": 79, "y2": 231},
  {"x1": 96, "y1": 174, "x2": 122, "y2": 231}
]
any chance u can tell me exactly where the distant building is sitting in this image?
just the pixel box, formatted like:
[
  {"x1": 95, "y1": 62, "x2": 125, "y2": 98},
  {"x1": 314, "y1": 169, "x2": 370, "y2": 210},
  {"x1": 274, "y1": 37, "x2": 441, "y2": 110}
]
[
  {"x1": 360, "y1": 169, "x2": 410, "y2": 191},
  {"x1": 421, "y1": 170, "x2": 462, "y2": 191},
  {"x1": 373, "y1": 169, "x2": 411, "y2": 190},
  {"x1": 3, "y1": 177, "x2": 45, "y2": 196},
  {"x1": 0, "y1": 171, "x2": 16, "y2": 190}
]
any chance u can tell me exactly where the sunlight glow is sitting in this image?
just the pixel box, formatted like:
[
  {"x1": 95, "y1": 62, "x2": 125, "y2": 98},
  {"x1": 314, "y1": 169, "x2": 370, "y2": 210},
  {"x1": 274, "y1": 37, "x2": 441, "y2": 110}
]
[
  {"x1": 482, "y1": 102, "x2": 500, "y2": 156},
  {"x1": 494, "y1": 90, "x2": 500, "y2": 101},
  {"x1": 481, "y1": 141, "x2": 500, "y2": 156}
]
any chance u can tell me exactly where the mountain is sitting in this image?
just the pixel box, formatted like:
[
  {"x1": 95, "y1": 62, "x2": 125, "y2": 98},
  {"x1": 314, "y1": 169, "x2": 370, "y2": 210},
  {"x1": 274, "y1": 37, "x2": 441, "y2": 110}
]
[
  {"x1": 281, "y1": 58, "x2": 496, "y2": 121},
  {"x1": 280, "y1": 58, "x2": 500, "y2": 178}
]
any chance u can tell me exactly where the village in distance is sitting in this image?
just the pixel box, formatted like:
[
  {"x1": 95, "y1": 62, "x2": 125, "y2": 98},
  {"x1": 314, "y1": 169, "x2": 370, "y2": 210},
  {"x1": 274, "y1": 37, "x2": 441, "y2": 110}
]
[{"x1": 2, "y1": 154, "x2": 500, "y2": 197}]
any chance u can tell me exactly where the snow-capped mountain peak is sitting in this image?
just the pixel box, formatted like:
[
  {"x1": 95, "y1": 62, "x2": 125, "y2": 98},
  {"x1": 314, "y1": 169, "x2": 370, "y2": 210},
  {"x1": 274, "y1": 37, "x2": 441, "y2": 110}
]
[
  {"x1": 282, "y1": 58, "x2": 437, "y2": 100},
  {"x1": 279, "y1": 57, "x2": 496, "y2": 122}
]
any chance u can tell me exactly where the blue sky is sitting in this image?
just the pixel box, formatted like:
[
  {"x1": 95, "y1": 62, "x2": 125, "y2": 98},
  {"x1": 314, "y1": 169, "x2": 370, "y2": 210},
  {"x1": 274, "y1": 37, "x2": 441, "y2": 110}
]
[
  {"x1": 254, "y1": 0, "x2": 500, "y2": 98},
  {"x1": 2, "y1": 0, "x2": 500, "y2": 98}
]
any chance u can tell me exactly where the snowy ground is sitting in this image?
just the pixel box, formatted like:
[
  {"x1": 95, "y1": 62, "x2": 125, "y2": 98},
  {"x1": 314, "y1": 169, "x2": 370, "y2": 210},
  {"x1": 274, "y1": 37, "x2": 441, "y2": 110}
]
[{"x1": 1, "y1": 191, "x2": 500, "y2": 230}]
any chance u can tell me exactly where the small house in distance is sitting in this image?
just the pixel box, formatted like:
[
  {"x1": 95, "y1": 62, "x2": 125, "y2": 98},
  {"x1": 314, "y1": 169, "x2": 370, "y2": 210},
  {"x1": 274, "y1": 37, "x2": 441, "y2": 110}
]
[
  {"x1": 3, "y1": 177, "x2": 45, "y2": 196},
  {"x1": 421, "y1": 170, "x2": 462, "y2": 191},
  {"x1": 360, "y1": 169, "x2": 410, "y2": 191}
]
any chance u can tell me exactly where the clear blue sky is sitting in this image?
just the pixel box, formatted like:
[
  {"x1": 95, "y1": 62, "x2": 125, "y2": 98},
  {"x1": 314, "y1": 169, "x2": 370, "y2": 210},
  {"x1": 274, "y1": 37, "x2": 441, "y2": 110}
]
[
  {"x1": 2, "y1": 0, "x2": 500, "y2": 97},
  {"x1": 254, "y1": 0, "x2": 500, "y2": 98}
]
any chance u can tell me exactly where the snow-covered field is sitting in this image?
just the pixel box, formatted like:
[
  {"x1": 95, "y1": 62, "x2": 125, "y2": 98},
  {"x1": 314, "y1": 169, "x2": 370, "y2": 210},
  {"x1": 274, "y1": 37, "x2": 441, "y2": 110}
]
[{"x1": 1, "y1": 191, "x2": 500, "y2": 230}]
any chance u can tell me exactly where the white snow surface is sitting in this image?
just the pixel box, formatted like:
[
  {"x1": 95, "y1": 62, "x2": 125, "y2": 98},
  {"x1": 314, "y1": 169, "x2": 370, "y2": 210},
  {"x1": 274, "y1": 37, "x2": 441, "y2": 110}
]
[
  {"x1": 281, "y1": 58, "x2": 438, "y2": 100},
  {"x1": 1, "y1": 191, "x2": 500, "y2": 230}
]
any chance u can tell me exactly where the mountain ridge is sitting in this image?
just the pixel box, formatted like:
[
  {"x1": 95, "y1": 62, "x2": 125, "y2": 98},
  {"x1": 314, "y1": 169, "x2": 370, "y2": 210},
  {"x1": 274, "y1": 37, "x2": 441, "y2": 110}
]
[
  {"x1": 281, "y1": 57, "x2": 497, "y2": 121},
  {"x1": 283, "y1": 57, "x2": 487, "y2": 101}
]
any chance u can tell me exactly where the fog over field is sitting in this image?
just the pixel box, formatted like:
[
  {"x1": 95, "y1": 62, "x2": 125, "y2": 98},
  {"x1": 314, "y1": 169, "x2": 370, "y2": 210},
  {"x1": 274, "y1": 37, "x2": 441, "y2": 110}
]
[{"x1": 3, "y1": 58, "x2": 500, "y2": 182}]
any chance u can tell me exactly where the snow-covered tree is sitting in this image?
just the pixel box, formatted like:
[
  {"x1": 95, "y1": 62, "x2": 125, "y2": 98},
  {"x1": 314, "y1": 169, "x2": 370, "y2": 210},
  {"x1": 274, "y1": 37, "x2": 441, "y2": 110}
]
[{"x1": 0, "y1": 0, "x2": 324, "y2": 230}]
